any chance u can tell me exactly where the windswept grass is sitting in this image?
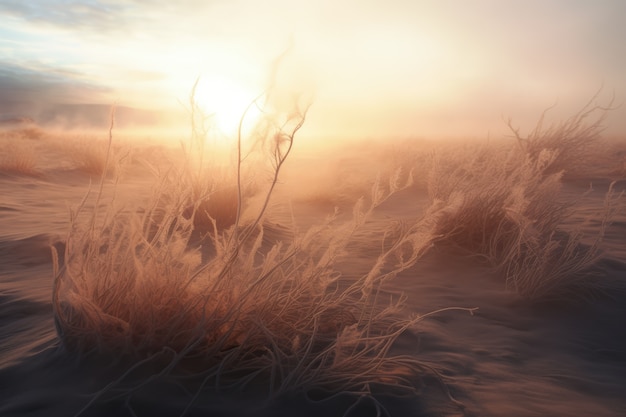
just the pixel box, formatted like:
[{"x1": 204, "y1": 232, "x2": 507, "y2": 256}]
[
  {"x1": 48, "y1": 75, "x2": 623, "y2": 417},
  {"x1": 425, "y1": 100, "x2": 623, "y2": 301},
  {"x1": 505, "y1": 91, "x2": 614, "y2": 178},
  {"x1": 56, "y1": 135, "x2": 131, "y2": 177},
  {"x1": 51, "y1": 90, "x2": 471, "y2": 416},
  {"x1": 0, "y1": 124, "x2": 135, "y2": 178},
  {"x1": 0, "y1": 139, "x2": 39, "y2": 176}
]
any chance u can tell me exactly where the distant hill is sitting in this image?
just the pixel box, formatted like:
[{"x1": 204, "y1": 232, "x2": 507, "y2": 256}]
[
  {"x1": 36, "y1": 103, "x2": 184, "y2": 128},
  {"x1": 0, "y1": 102, "x2": 185, "y2": 129},
  {"x1": 0, "y1": 115, "x2": 36, "y2": 126}
]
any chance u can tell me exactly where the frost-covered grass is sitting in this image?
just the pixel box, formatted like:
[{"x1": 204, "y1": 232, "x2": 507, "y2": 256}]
[
  {"x1": 425, "y1": 100, "x2": 623, "y2": 300},
  {"x1": 51, "y1": 92, "x2": 472, "y2": 416}
]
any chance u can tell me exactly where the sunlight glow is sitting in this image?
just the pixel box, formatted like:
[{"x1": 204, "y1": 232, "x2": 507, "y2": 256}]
[{"x1": 194, "y1": 76, "x2": 261, "y2": 139}]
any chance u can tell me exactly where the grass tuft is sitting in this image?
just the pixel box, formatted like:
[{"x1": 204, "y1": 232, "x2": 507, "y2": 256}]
[
  {"x1": 51, "y1": 86, "x2": 470, "y2": 415},
  {"x1": 0, "y1": 139, "x2": 39, "y2": 176},
  {"x1": 425, "y1": 99, "x2": 622, "y2": 301}
]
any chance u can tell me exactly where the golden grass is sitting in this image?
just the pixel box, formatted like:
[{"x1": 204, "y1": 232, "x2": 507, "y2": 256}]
[
  {"x1": 51, "y1": 95, "x2": 474, "y2": 416},
  {"x1": 425, "y1": 100, "x2": 623, "y2": 301},
  {"x1": 0, "y1": 139, "x2": 39, "y2": 176},
  {"x1": 55, "y1": 135, "x2": 130, "y2": 177},
  {"x1": 48, "y1": 87, "x2": 623, "y2": 415}
]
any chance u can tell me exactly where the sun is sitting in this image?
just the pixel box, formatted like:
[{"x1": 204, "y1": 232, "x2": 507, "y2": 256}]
[{"x1": 193, "y1": 76, "x2": 262, "y2": 139}]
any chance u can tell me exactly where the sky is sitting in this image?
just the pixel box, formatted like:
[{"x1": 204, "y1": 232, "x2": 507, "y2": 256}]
[{"x1": 1, "y1": 0, "x2": 625, "y2": 141}]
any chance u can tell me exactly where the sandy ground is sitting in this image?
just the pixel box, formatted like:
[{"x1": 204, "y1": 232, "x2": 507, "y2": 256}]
[{"x1": 1, "y1": 134, "x2": 625, "y2": 416}]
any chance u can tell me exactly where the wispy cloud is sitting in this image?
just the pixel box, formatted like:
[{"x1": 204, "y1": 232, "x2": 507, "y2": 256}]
[
  {"x1": 0, "y1": 61, "x2": 111, "y2": 116},
  {"x1": 0, "y1": 0, "x2": 140, "y2": 34}
]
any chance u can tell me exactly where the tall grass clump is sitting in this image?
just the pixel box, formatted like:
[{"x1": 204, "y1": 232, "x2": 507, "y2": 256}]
[
  {"x1": 505, "y1": 91, "x2": 614, "y2": 178},
  {"x1": 0, "y1": 140, "x2": 38, "y2": 176},
  {"x1": 62, "y1": 137, "x2": 130, "y2": 179},
  {"x1": 51, "y1": 83, "x2": 471, "y2": 415},
  {"x1": 425, "y1": 99, "x2": 622, "y2": 301}
]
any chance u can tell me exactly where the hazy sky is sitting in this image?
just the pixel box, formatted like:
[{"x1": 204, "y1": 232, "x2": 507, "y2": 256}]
[{"x1": 1, "y1": 0, "x2": 625, "y2": 140}]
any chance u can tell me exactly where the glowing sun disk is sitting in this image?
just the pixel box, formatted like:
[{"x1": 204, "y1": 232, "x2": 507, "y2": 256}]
[{"x1": 193, "y1": 76, "x2": 262, "y2": 138}]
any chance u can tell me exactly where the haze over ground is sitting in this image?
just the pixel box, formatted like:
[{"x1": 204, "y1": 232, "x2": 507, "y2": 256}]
[{"x1": 1, "y1": 0, "x2": 625, "y2": 141}]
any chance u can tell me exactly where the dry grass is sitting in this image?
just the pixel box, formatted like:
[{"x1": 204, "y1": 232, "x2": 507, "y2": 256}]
[
  {"x1": 57, "y1": 136, "x2": 130, "y2": 177},
  {"x1": 501, "y1": 181, "x2": 622, "y2": 300},
  {"x1": 427, "y1": 143, "x2": 566, "y2": 263},
  {"x1": 0, "y1": 126, "x2": 142, "y2": 179},
  {"x1": 51, "y1": 93, "x2": 471, "y2": 416},
  {"x1": 425, "y1": 101, "x2": 623, "y2": 301},
  {"x1": 48, "y1": 79, "x2": 621, "y2": 415},
  {"x1": 0, "y1": 139, "x2": 39, "y2": 176},
  {"x1": 505, "y1": 91, "x2": 613, "y2": 178}
]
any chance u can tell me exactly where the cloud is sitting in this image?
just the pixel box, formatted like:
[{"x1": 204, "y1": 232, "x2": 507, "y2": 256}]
[
  {"x1": 0, "y1": 61, "x2": 184, "y2": 129},
  {"x1": 0, "y1": 0, "x2": 131, "y2": 33},
  {"x1": 0, "y1": 61, "x2": 112, "y2": 118},
  {"x1": 0, "y1": 0, "x2": 230, "y2": 38}
]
